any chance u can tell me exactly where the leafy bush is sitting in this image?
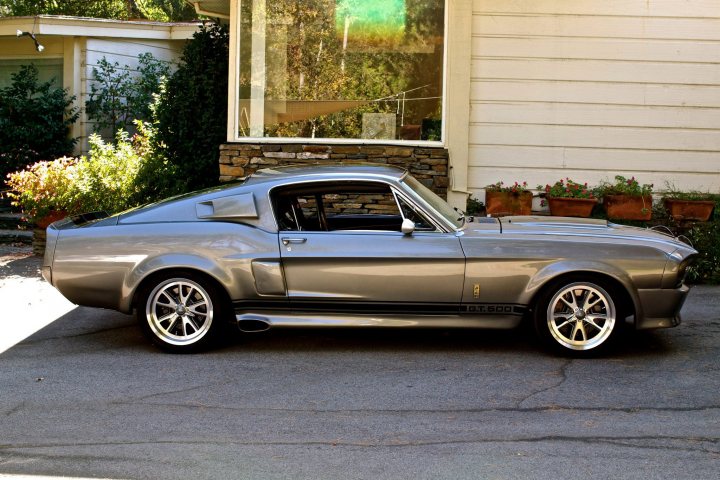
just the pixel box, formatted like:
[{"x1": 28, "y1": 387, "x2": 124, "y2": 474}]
[
  {"x1": 540, "y1": 178, "x2": 595, "y2": 199},
  {"x1": 0, "y1": 65, "x2": 79, "y2": 185},
  {"x1": 595, "y1": 175, "x2": 653, "y2": 197},
  {"x1": 485, "y1": 181, "x2": 530, "y2": 194},
  {"x1": 86, "y1": 53, "x2": 171, "y2": 136},
  {"x1": 153, "y1": 22, "x2": 229, "y2": 193},
  {"x1": 683, "y1": 197, "x2": 720, "y2": 284},
  {"x1": 5, "y1": 157, "x2": 78, "y2": 223},
  {"x1": 6, "y1": 128, "x2": 149, "y2": 224},
  {"x1": 465, "y1": 195, "x2": 485, "y2": 216}
]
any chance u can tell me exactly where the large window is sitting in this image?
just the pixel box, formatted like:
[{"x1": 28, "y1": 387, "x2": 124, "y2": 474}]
[{"x1": 235, "y1": 0, "x2": 445, "y2": 143}]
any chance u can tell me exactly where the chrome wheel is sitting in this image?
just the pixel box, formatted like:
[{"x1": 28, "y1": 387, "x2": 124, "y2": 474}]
[
  {"x1": 546, "y1": 282, "x2": 616, "y2": 351},
  {"x1": 145, "y1": 278, "x2": 214, "y2": 346}
]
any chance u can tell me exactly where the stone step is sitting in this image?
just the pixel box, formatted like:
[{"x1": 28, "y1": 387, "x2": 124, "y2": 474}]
[
  {"x1": 0, "y1": 212, "x2": 26, "y2": 230},
  {"x1": 0, "y1": 228, "x2": 33, "y2": 245}
]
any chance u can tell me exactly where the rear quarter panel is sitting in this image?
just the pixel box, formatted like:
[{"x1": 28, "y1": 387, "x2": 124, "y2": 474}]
[{"x1": 51, "y1": 221, "x2": 280, "y2": 312}]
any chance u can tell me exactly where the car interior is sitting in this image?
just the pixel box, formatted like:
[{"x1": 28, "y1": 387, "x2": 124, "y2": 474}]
[{"x1": 271, "y1": 181, "x2": 437, "y2": 232}]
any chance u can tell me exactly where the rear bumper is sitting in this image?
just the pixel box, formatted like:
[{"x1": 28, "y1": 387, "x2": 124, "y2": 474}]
[
  {"x1": 635, "y1": 284, "x2": 690, "y2": 330},
  {"x1": 42, "y1": 266, "x2": 52, "y2": 284}
]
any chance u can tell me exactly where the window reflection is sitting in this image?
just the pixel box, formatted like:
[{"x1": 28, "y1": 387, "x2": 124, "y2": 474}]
[{"x1": 237, "y1": 0, "x2": 445, "y2": 142}]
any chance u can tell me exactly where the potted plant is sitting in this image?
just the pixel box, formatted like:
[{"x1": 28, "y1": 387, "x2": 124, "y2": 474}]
[
  {"x1": 662, "y1": 186, "x2": 716, "y2": 222},
  {"x1": 540, "y1": 178, "x2": 597, "y2": 217},
  {"x1": 485, "y1": 181, "x2": 532, "y2": 216},
  {"x1": 595, "y1": 175, "x2": 654, "y2": 221}
]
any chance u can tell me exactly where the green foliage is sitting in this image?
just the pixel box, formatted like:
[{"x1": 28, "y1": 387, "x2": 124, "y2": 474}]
[
  {"x1": 0, "y1": 64, "x2": 79, "y2": 185},
  {"x1": 6, "y1": 128, "x2": 149, "y2": 223},
  {"x1": 661, "y1": 182, "x2": 715, "y2": 201},
  {"x1": 130, "y1": 116, "x2": 181, "y2": 203},
  {"x1": 153, "y1": 23, "x2": 229, "y2": 193},
  {"x1": 5, "y1": 156, "x2": 78, "y2": 222},
  {"x1": 485, "y1": 180, "x2": 529, "y2": 194},
  {"x1": 540, "y1": 178, "x2": 595, "y2": 199},
  {"x1": 465, "y1": 195, "x2": 485, "y2": 216},
  {"x1": 86, "y1": 53, "x2": 170, "y2": 137},
  {"x1": 0, "y1": 0, "x2": 197, "y2": 22},
  {"x1": 595, "y1": 175, "x2": 653, "y2": 197},
  {"x1": 681, "y1": 197, "x2": 720, "y2": 284}
]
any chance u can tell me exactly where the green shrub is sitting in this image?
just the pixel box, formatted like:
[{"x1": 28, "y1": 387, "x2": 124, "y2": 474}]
[
  {"x1": 684, "y1": 197, "x2": 720, "y2": 284},
  {"x1": 6, "y1": 128, "x2": 149, "y2": 224},
  {"x1": 86, "y1": 53, "x2": 171, "y2": 137},
  {"x1": 594, "y1": 175, "x2": 653, "y2": 197},
  {"x1": 5, "y1": 157, "x2": 78, "y2": 223},
  {"x1": 0, "y1": 65, "x2": 79, "y2": 185},
  {"x1": 154, "y1": 22, "x2": 229, "y2": 193}
]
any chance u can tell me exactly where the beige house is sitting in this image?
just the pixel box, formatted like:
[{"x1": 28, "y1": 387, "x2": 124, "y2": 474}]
[
  {"x1": 0, "y1": 15, "x2": 198, "y2": 152},
  {"x1": 188, "y1": 0, "x2": 720, "y2": 209}
]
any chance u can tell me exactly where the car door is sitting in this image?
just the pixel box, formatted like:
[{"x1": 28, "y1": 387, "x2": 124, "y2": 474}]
[{"x1": 274, "y1": 181, "x2": 466, "y2": 314}]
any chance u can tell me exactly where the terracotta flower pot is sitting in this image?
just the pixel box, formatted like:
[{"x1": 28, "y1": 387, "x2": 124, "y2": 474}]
[
  {"x1": 663, "y1": 198, "x2": 715, "y2": 222},
  {"x1": 603, "y1": 195, "x2": 652, "y2": 221},
  {"x1": 35, "y1": 210, "x2": 68, "y2": 229},
  {"x1": 485, "y1": 191, "x2": 532, "y2": 217},
  {"x1": 547, "y1": 197, "x2": 597, "y2": 218}
]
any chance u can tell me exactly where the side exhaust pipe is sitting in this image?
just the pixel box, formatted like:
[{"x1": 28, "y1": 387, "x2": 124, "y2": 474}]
[{"x1": 236, "y1": 315, "x2": 271, "y2": 333}]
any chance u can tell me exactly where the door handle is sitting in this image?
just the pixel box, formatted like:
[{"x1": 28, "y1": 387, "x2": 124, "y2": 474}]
[{"x1": 281, "y1": 237, "x2": 307, "y2": 246}]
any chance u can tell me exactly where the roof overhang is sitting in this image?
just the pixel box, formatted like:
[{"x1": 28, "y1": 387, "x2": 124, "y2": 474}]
[
  {"x1": 0, "y1": 15, "x2": 200, "y2": 40},
  {"x1": 187, "y1": 1, "x2": 230, "y2": 20}
]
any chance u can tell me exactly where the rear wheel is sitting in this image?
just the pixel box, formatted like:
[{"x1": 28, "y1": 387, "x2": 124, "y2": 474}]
[
  {"x1": 138, "y1": 272, "x2": 227, "y2": 353},
  {"x1": 534, "y1": 277, "x2": 623, "y2": 356}
]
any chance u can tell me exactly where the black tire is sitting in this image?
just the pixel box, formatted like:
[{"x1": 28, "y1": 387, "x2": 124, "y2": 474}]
[
  {"x1": 534, "y1": 276, "x2": 624, "y2": 356},
  {"x1": 137, "y1": 271, "x2": 229, "y2": 353}
]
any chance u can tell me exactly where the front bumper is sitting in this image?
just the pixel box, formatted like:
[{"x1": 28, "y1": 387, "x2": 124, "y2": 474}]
[{"x1": 635, "y1": 284, "x2": 691, "y2": 330}]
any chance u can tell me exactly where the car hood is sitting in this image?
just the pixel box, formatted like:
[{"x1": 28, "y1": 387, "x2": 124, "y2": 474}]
[{"x1": 462, "y1": 215, "x2": 696, "y2": 256}]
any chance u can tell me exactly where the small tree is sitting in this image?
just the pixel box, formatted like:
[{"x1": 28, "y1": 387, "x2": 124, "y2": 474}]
[
  {"x1": 0, "y1": 64, "x2": 79, "y2": 185},
  {"x1": 85, "y1": 52, "x2": 171, "y2": 137},
  {"x1": 153, "y1": 22, "x2": 229, "y2": 193}
]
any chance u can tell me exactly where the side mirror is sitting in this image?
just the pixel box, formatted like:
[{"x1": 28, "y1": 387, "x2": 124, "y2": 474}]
[{"x1": 401, "y1": 218, "x2": 416, "y2": 235}]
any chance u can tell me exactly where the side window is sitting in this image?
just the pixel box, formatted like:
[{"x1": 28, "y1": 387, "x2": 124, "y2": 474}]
[
  {"x1": 272, "y1": 182, "x2": 441, "y2": 233},
  {"x1": 273, "y1": 182, "x2": 403, "y2": 232}
]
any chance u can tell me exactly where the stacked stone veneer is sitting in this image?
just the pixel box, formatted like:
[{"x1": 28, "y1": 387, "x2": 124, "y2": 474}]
[{"x1": 218, "y1": 143, "x2": 450, "y2": 198}]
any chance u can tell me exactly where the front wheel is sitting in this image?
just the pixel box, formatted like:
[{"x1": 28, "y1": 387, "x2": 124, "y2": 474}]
[
  {"x1": 534, "y1": 278, "x2": 623, "y2": 356},
  {"x1": 138, "y1": 273, "x2": 227, "y2": 353}
]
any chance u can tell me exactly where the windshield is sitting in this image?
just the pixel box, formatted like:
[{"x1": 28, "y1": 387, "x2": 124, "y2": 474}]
[{"x1": 402, "y1": 175, "x2": 464, "y2": 229}]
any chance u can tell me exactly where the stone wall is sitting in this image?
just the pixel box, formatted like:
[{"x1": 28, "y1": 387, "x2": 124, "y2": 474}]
[{"x1": 218, "y1": 143, "x2": 450, "y2": 198}]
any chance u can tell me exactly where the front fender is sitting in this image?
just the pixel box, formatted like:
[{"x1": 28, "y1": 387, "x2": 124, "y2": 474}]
[{"x1": 524, "y1": 260, "x2": 642, "y2": 320}]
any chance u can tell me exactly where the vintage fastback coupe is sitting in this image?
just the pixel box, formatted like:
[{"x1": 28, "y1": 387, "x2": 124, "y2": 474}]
[{"x1": 42, "y1": 165, "x2": 697, "y2": 355}]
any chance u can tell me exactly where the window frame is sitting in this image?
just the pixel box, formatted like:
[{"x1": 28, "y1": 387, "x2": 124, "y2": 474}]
[{"x1": 228, "y1": 0, "x2": 449, "y2": 147}]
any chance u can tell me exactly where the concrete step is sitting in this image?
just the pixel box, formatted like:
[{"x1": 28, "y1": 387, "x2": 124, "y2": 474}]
[{"x1": 0, "y1": 228, "x2": 33, "y2": 245}]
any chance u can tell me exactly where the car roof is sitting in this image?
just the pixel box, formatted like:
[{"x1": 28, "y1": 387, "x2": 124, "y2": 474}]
[{"x1": 244, "y1": 163, "x2": 408, "y2": 187}]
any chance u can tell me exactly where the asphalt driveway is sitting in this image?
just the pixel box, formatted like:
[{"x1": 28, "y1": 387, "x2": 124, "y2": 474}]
[{"x1": 1, "y1": 247, "x2": 719, "y2": 480}]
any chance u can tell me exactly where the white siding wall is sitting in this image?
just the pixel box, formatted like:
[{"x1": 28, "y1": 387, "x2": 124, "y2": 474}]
[
  {"x1": 80, "y1": 38, "x2": 185, "y2": 149},
  {"x1": 469, "y1": 0, "x2": 720, "y2": 196}
]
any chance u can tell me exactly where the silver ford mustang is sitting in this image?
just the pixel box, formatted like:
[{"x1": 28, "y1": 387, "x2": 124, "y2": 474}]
[{"x1": 42, "y1": 165, "x2": 697, "y2": 355}]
